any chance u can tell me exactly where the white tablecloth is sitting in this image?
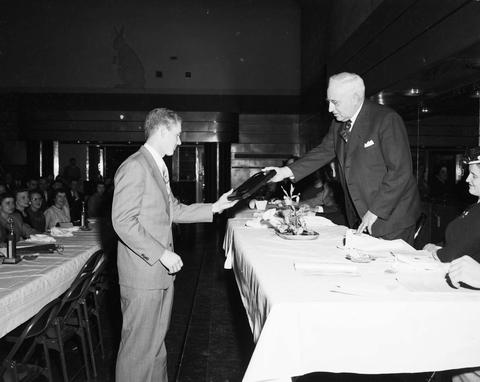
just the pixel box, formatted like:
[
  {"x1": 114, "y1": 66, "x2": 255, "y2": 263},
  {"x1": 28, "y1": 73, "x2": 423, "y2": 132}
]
[
  {"x1": 223, "y1": 219, "x2": 480, "y2": 382},
  {"x1": 0, "y1": 227, "x2": 101, "y2": 338}
]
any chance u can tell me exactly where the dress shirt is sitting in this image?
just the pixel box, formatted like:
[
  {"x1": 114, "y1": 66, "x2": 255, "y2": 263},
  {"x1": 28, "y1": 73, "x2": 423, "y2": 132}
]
[
  {"x1": 144, "y1": 143, "x2": 172, "y2": 197},
  {"x1": 348, "y1": 101, "x2": 363, "y2": 132}
]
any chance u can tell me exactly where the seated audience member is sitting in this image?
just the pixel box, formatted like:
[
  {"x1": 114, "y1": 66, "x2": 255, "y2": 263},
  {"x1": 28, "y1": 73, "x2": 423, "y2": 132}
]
[
  {"x1": 0, "y1": 183, "x2": 7, "y2": 195},
  {"x1": 0, "y1": 192, "x2": 37, "y2": 242},
  {"x1": 44, "y1": 188, "x2": 71, "y2": 229},
  {"x1": 14, "y1": 188, "x2": 31, "y2": 224},
  {"x1": 429, "y1": 163, "x2": 453, "y2": 202},
  {"x1": 26, "y1": 190, "x2": 46, "y2": 232},
  {"x1": 87, "y1": 182, "x2": 106, "y2": 218},
  {"x1": 38, "y1": 176, "x2": 51, "y2": 208},
  {"x1": 301, "y1": 169, "x2": 339, "y2": 213},
  {"x1": 423, "y1": 147, "x2": 480, "y2": 262},
  {"x1": 301, "y1": 167, "x2": 346, "y2": 226},
  {"x1": 67, "y1": 179, "x2": 84, "y2": 222},
  {"x1": 26, "y1": 177, "x2": 39, "y2": 191},
  {"x1": 62, "y1": 157, "x2": 81, "y2": 183}
]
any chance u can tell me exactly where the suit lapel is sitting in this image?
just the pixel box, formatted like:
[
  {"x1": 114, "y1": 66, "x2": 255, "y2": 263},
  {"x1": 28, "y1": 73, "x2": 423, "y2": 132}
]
[{"x1": 139, "y1": 146, "x2": 170, "y2": 210}]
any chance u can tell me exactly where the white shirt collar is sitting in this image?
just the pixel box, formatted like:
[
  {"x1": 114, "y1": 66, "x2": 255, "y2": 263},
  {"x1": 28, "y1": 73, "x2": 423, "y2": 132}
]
[
  {"x1": 144, "y1": 143, "x2": 168, "y2": 177},
  {"x1": 349, "y1": 101, "x2": 364, "y2": 129}
]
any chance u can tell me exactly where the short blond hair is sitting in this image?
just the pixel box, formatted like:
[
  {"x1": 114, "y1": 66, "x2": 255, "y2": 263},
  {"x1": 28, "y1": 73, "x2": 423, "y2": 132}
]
[{"x1": 144, "y1": 108, "x2": 182, "y2": 140}]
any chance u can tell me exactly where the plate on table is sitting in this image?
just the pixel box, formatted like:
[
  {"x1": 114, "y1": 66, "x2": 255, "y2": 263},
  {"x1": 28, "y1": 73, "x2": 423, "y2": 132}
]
[{"x1": 275, "y1": 230, "x2": 319, "y2": 240}]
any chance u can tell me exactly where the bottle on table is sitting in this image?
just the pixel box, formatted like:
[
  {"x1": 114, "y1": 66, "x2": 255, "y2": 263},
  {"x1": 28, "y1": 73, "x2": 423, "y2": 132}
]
[
  {"x1": 80, "y1": 201, "x2": 88, "y2": 229},
  {"x1": 6, "y1": 217, "x2": 16, "y2": 259}
]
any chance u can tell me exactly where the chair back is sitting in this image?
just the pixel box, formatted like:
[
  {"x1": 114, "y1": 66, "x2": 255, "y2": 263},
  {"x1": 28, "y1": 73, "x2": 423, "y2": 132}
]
[
  {"x1": 74, "y1": 249, "x2": 104, "y2": 283},
  {"x1": 89, "y1": 251, "x2": 107, "y2": 285},
  {"x1": 1, "y1": 298, "x2": 62, "y2": 375},
  {"x1": 58, "y1": 272, "x2": 94, "y2": 322}
]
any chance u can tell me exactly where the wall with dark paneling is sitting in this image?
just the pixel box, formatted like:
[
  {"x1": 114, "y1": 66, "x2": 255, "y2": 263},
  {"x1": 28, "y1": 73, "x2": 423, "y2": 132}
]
[
  {"x1": 231, "y1": 114, "x2": 304, "y2": 188},
  {"x1": 20, "y1": 110, "x2": 238, "y2": 143},
  {"x1": 406, "y1": 115, "x2": 478, "y2": 148}
]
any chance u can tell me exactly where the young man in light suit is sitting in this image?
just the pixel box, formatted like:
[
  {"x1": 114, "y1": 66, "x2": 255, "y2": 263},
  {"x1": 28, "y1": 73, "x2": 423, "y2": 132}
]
[
  {"x1": 112, "y1": 108, "x2": 237, "y2": 382},
  {"x1": 267, "y1": 72, "x2": 420, "y2": 244}
]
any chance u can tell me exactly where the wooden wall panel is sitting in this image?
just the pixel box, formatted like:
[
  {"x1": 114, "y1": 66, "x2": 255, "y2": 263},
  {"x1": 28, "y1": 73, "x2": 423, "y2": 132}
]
[
  {"x1": 406, "y1": 115, "x2": 478, "y2": 148},
  {"x1": 239, "y1": 114, "x2": 300, "y2": 144},
  {"x1": 231, "y1": 142, "x2": 301, "y2": 188},
  {"x1": 21, "y1": 110, "x2": 238, "y2": 143}
]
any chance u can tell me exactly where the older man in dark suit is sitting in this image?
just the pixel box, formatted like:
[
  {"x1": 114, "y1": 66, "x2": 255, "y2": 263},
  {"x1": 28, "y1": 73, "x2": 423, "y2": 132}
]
[{"x1": 268, "y1": 72, "x2": 420, "y2": 244}]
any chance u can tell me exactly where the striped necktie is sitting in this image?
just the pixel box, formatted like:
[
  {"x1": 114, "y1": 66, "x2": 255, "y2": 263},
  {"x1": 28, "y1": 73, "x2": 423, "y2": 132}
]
[{"x1": 339, "y1": 120, "x2": 352, "y2": 143}]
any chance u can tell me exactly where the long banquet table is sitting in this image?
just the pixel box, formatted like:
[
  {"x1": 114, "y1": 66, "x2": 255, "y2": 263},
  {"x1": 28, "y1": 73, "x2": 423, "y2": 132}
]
[
  {"x1": 224, "y1": 217, "x2": 480, "y2": 382},
  {"x1": 0, "y1": 227, "x2": 101, "y2": 338}
]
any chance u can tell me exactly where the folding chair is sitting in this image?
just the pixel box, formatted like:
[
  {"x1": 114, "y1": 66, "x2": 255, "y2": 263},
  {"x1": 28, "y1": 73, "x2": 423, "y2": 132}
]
[{"x1": 1, "y1": 298, "x2": 62, "y2": 382}]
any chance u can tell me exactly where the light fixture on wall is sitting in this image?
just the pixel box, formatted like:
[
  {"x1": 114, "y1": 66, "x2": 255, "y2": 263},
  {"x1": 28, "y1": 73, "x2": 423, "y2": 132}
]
[{"x1": 405, "y1": 88, "x2": 422, "y2": 96}]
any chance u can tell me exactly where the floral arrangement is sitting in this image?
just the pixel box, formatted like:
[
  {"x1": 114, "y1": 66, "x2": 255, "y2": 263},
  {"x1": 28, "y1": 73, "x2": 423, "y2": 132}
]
[{"x1": 275, "y1": 184, "x2": 311, "y2": 235}]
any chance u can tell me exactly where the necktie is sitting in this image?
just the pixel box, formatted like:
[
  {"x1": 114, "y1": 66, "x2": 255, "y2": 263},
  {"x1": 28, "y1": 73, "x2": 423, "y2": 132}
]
[
  {"x1": 339, "y1": 120, "x2": 352, "y2": 143},
  {"x1": 161, "y1": 164, "x2": 172, "y2": 198}
]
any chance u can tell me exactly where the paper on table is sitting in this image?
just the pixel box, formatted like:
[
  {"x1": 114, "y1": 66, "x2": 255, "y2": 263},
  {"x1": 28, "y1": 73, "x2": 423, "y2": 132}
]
[
  {"x1": 25, "y1": 234, "x2": 56, "y2": 243},
  {"x1": 294, "y1": 261, "x2": 359, "y2": 276},
  {"x1": 393, "y1": 249, "x2": 445, "y2": 271},
  {"x1": 303, "y1": 215, "x2": 336, "y2": 229},
  {"x1": 345, "y1": 229, "x2": 413, "y2": 253},
  {"x1": 331, "y1": 278, "x2": 399, "y2": 296},
  {"x1": 395, "y1": 271, "x2": 468, "y2": 293},
  {"x1": 50, "y1": 227, "x2": 74, "y2": 237}
]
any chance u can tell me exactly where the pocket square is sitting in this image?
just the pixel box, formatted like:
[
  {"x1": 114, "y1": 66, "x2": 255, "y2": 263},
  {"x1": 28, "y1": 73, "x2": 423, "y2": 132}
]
[{"x1": 364, "y1": 140, "x2": 374, "y2": 148}]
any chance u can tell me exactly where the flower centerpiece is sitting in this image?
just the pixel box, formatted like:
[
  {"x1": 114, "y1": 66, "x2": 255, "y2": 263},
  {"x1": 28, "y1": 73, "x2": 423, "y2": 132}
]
[{"x1": 274, "y1": 184, "x2": 317, "y2": 239}]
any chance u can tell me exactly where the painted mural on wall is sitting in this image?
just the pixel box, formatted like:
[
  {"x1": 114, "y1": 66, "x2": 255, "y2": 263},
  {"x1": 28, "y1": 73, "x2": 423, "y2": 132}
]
[{"x1": 112, "y1": 26, "x2": 145, "y2": 89}]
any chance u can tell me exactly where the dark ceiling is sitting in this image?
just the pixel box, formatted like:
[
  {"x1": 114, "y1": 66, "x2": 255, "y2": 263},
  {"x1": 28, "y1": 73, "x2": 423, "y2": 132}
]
[{"x1": 373, "y1": 40, "x2": 480, "y2": 122}]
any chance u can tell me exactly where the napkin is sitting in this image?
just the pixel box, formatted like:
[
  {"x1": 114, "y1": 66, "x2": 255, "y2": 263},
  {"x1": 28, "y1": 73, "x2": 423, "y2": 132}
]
[
  {"x1": 294, "y1": 261, "x2": 359, "y2": 276},
  {"x1": 50, "y1": 227, "x2": 75, "y2": 237},
  {"x1": 25, "y1": 234, "x2": 56, "y2": 243},
  {"x1": 245, "y1": 218, "x2": 268, "y2": 229},
  {"x1": 344, "y1": 229, "x2": 414, "y2": 253},
  {"x1": 303, "y1": 215, "x2": 336, "y2": 229},
  {"x1": 396, "y1": 271, "x2": 460, "y2": 293},
  {"x1": 393, "y1": 249, "x2": 445, "y2": 271}
]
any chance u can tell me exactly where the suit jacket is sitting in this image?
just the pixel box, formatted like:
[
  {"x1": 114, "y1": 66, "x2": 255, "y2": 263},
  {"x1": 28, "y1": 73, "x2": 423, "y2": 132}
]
[
  {"x1": 112, "y1": 146, "x2": 213, "y2": 290},
  {"x1": 289, "y1": 100, "x2": 420, "y2": 237}
]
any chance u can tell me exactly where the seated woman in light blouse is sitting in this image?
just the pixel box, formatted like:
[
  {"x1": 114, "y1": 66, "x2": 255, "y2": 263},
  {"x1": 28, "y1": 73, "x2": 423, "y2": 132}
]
[
  {"x1": 0, "y1": 192, "x2": 37, "y2": 242},
  {"x1": 43, "y1": 188, "x2": 71, "y2": 229},
  {"x1": 423, "y1": 147, "x2": 480, "y2": 263}
]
